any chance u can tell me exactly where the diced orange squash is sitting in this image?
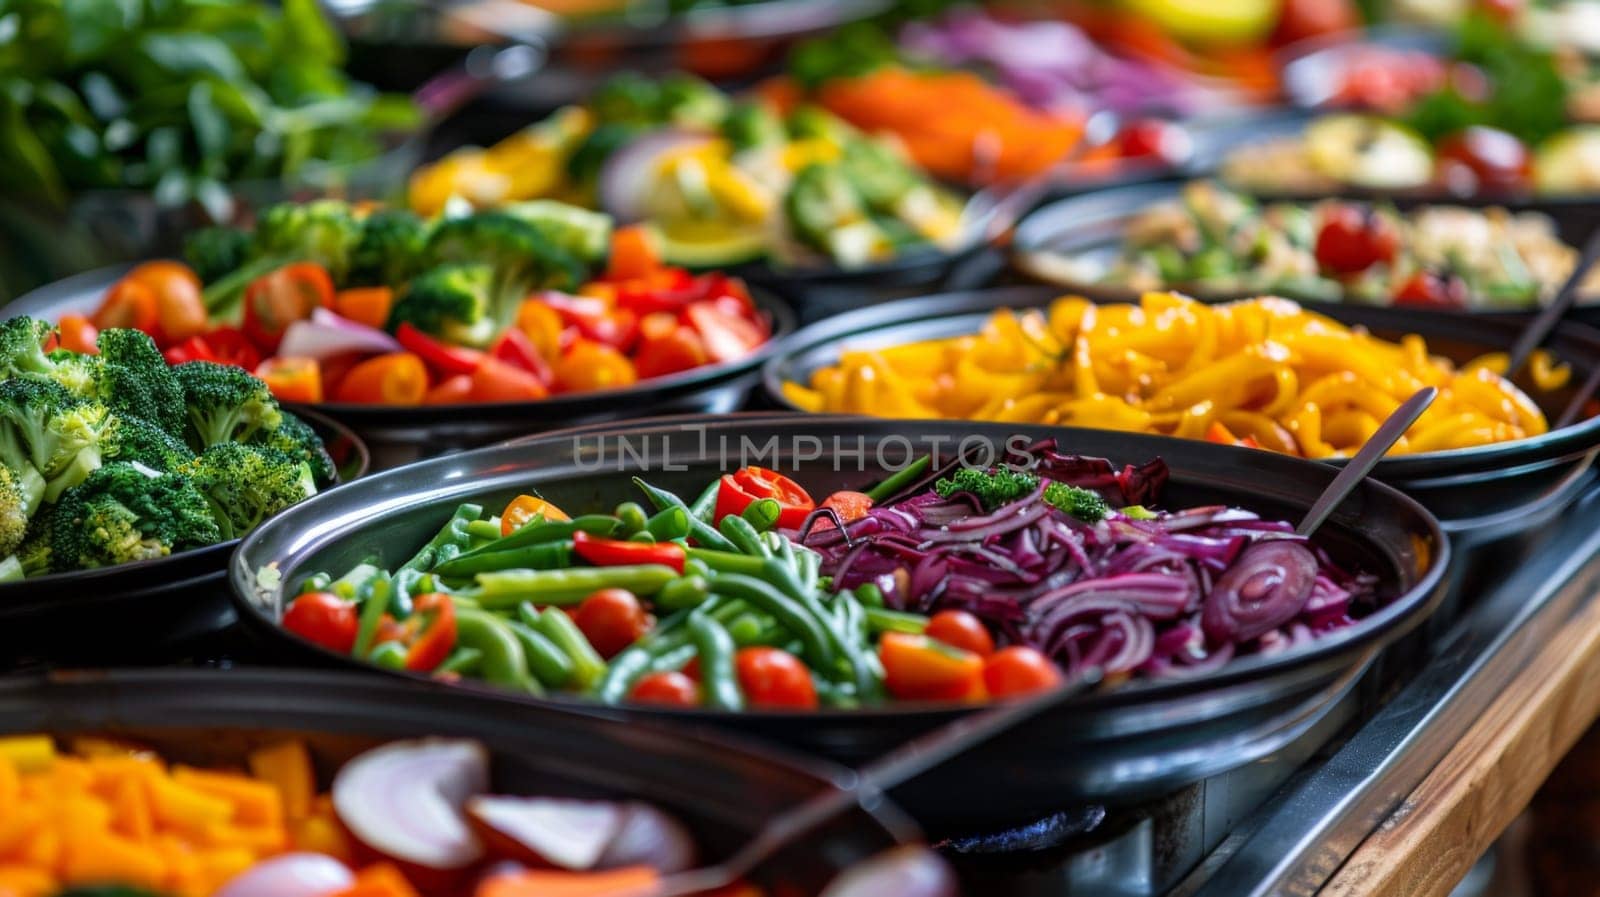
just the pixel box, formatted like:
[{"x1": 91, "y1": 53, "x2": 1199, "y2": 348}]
[
  {"x1": 174, "y1": 766, "x2": 285, "y2": 828},
  {"x1": 60, "y1": 829, "x2": 165, "y2": 889},
  {"x1": 247, "y1": 740, "x2": 315, "y2": 821},
  {"x1": 146, "y1": 775, "x2": 233, "y2": 834},
  {"x1": 0, "y1": 737, "x2": 54, "y2": 774},
  {"x1": 290, "y1": 813, "x2": 353, "y2": 863},
  {"x1": 0, "y1": 864, "x2": 55, "y2": 897}
]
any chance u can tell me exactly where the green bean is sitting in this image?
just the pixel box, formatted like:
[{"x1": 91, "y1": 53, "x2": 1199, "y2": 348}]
[
  {"x1": 710, "y1": 573, "x2": 836, "y2": 673},
  {"x1": 814, "y1": 676, "x2": 859, "y2": 709},
  {"x1": 369, "y1": 641, "x2": 408, "y2": 670},
  {"x1": 650, "y1": 643, "x2": 698, "y2": 674},
  {"x1": 689, "y1": 612, "x2": 743, "y2": 711},
  {"x1": 686, "y1": 547, "x2": 767, "y2": 577},
  {"x1": 688, "y1": 478, "x2": 721, "y2": 522},
  {"x1": 330, "y1": 562, "x2": 381, "y2": 600},
  {"x1": 598, "y1": 646, "x2": 655, "y2": 703},
  {"x1": 740, "y1": 498, "x2": 782, "y2": 533},
  {"x1": 719, "y1": 515, "x2": 769, "y2": 558},
  {"x1": 529, "y1": 605, "x2": 607, "y2": 690},
  {"x1": 615, "y1": 502, "x2": 649, "y2": 535},
  {"x1": 634, "y1": 477, "x2": 736, "y2": 552},
  {"x1": 684, "y1": 556, "x2": 711, "y2": 578},
  {"x1": 627, "y1": 531, "x2": 657, "y2": 544},
  {"x1": 436, "y1": 646, "x2": 483, "y2": 675},
  {"x1": 865, "y1": 606, "x2": 928, "y2": 634},
  {"x1": 352, "y1": 572, "x2": 393, "y2": 657},
  {"x1": 854, "y1": 583, "x2": 885, "y2": 608},
  {"x1": 864, "y1": 455, "x2": 931, "y2": 502},
  {"x1": 390, "y1": 569, "x2": 429, "y2": 618},
  {"x1": 297, "y1": 572, "x2": 332, "y2": 595},
  {"x1": 796, "y1": 546, "x2": 821, "y2": 592},
  {"x1": 465, "y1": 519, "x2": 503, "y2": 542},
  {"x1": 434, "y1": 541, "x2": 574, "y2": 578},
  {"x1": 725, "y1": 613, "x2": 765, "y2": 646},
  {"x1": 474, "y1": 565, "x2": 679, "y2": 608},
  {"x1": 761, "y1": 558, "x2": 862, "y2": 688},
  {"x1": 455, "y1": 607, "x2": 539, "y2": 693},
  {"x1": 834, "y1": 591, "x2": 885, "y2": 703},
  {"x1": 645, "y1": 506, "x2": 690, "y2": 541},
  {"x1": 776, "y1": 535, "x2": 798, "y2": 573},
  {"x1": 400, "y1": 503, "x2": 483, "y2": 573},
  {"x1": 655, "y1": 575, "x2": 712, "y2": 611},
  {"x1": 507, "y1": 620, "x2": 575, "y2": 689},
  {"x1": 434, "y1": 516, "x2": 619, "y2": 574}
]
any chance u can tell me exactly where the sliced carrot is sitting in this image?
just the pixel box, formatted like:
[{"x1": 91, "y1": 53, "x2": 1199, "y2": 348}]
[
  {"x1": 333, "y1": 353, "x2": 429, "y2": 405},
  {"x1": 473, "y1": 866, "x2": 661, "y2": 897},
  {"x1": 423, "y1": 373, "x2": 474, "y2": 405}
]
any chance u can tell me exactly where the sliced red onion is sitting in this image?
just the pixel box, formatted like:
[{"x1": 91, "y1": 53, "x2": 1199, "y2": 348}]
[
  {"x1": 465, "y1": 796, "x2": 624, "y2": 871},
  {"x1": 820, "y1": 846, "x2": 959, "y2": 897},
  {"x1": 215, "y1": 853, "x2": 354, "y2": 897},
  {"x1": 1202, "y1": 541, "x2": 1319, "y2": 644},
  {"x1": 598, "y1": 130, "x2": 714, "y2": 223},
  {"x1": 596, "y1": 802, "x2": 698, "y2": 874},
  {"x1": 277, "y1": 308, "x2": 402, "y2": 362},
  {"x1": 332, "y1": 738, "x2": 488, "y2": 870}
]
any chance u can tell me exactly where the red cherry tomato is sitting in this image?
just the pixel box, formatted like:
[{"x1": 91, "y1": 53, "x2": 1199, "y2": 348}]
[
  {"x1": 1436, "y1": 126, "x2": 1532, "y2": 194},
  {"x1": 1314, "y1": 204, "x2": 1399, "y2": 275},
  {"x1": 573, "y1": 588, "x2": 654, "y2": 659},
  {"x1": 282, "y1": 592, "x2": 359, "y2": 654},
  {"x1": 983, "y1": 647, "x2": 1063, "y2": 699},
  {"x1": 1394, "y1": 271, "x2": 1470, "y2": 309},
  {"x1": 628, "y1": 671, "x2": 700, "y2": 707},
  {"x1": 1115, "y1": 119, "x2": 1192, "y2": 166},
  {"x1": 735, "y1": 647, "x2": 818, "y2": 709},
  {"x1": 925, "y1": 610, "x2": 996, "y2": 658}
]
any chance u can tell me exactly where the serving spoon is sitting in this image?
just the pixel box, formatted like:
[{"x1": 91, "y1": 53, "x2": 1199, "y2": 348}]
[
  {"x1": 1295, "y1": 386, "x2": 1437, "y2": 537},
  {"x1": 650, "y1": 670, "x2": 1101, "y2": 897}
]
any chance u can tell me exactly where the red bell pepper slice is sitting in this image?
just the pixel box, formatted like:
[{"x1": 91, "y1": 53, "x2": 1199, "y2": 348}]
[
  {"x1": 539, "y1": 291, "x2": 638, "y2": 350},
  {"x1": 200, "y1": 327, "x2": 263, "y2": 370},
  {"x1": 685, "y1": 301, "x2": 766, "y2": 363},
  {"x1": 372, "y1": 592, "x2": 457, "y2": 673},
  {"x1": 395, "y1": 322, "x2": 486, "y2": 377},
  {"x1": 163, "y1": 334, "x2": 218, "y2": 366},
  {"x1": 242, "y1": 262, "x2": 335, "y2": 352},
  {"x1": 490, "y1": 326, "x2": 553, "y2": 385},
  {"x1": 713, "y1": 466, "x2": 815, "y2": 529},
  {"x1": 572, "y1": 530, "x2": 686, "y2": 574}
]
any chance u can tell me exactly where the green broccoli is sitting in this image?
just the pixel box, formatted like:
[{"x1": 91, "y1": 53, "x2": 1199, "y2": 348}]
[
  {"x1": 839, "y1": 139, "x2": 918, "y2": 209},
  {"x1": 0, "y1": 464, "x2": 40, "y2": 557},
  {"x1": 251, "y1": 199, "x2": 364, "y2": 284},
  {"x1": 183, "y1": 442, "x2": 315, "y2": 540},
  {"x1": 45, "y1": 348, "x2": 102, "y2": 397},
  {"x1": 95, "y1": 328, "x2": 187, "y2": 435},
  {"x1": 722, "y1": 102, "x2": 787, "y2": 152},
  {"x1": 1042, "y1": 482, "x2": 1109, "y2": 523},
  {"x1": 251, "y1": 411, "x2": 336, "y2": 487},
  {"x1": 427, "y1": 211, "x2": 584, "y2": 294},
  {"x1": 171, "y1": 361, "x2": 284, "y2": 451},
  {"x1": 349, "y1": 209, "x2": 431, "y2": 287},
  {"x1": 657, "y1": 73, "x2": 729, "y2": 128},
  {"x1": 0, "y1": 317, "x2": 60, "y2": 381},
  {"x1": 0, "y1": 379, "x2": 112, "y2": 502},
  {"x1": 184, "y1": 226, "x2": 252, "y2": 283},
  {"x1": 50, "y1": 462, "x2": 220, "y2": 570},
  {"x1": 106, "y1": 414, "x2": 196, "y2": 472},
  {"x1": 387, "y1": 263, "x2": 496, "y2": 347},
  {"x1": 933, "y1": 466, "x2": 1040, "y2": 509},
  {"x1": 786, "y1": 104, "x2": 858, "y2": 143},
  {"x1": 590, "y1": 72, "x2": 663, "y2": 125},
  {"x1": 499, "y1": 201, "x2": 613, "y2": 265}
]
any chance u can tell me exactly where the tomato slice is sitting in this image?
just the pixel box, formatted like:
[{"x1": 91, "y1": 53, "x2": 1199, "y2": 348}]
[
  {"x1": 243, "y1": 263, "x2": 335, "y2": 352},
  {"x1": 282, "y1": 592, "x2": 359, "y2": 654},
  {"x1": 714, "y1": 466, "x2": 815, "y2": 529}
]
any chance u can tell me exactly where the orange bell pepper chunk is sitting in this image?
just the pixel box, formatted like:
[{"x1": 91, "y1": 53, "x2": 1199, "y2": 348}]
[
  {"x1": 334, "y1": 287, "x2": 396, "y2": 330},
  {"x1": 606, "y1": 225, "x2": 661, "y2": 281},
  {"x1": 501, "y1": 494, "x2": 570, "y2": 536},
  {"x1": 474, "y1": 867, "x2": 661, "y2": 897},
  {"x1": 878, "y1": 631, "x2": 985, "y2": 702}
]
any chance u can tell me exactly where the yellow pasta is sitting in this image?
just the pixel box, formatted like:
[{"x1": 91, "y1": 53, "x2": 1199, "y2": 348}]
[{"x1": 782, "y1": 293, "x2": 1565, "y2": 458}]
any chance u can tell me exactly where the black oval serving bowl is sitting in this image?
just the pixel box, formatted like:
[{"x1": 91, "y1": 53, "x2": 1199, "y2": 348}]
[
  {"x1": 0, "y1": 408, "x2": 368, "y2": 666},
  {"x1": 6, "y1": 265, "x2": 797, "y2": 469},
  {"x1": 0, "y1": 666, "x2": 912, "y2": 893},
  {"x1": 230, "y1": 416, "x2": 1448, "y2": 831},
  {"x1": 762, "y1": 285, "x2": 1600, "y2": 530}
]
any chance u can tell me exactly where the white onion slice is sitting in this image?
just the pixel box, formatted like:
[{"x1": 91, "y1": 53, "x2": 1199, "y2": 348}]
[
  {"x1": 214, "y1": 852, "x2": 354, "y2": 897},
  {"x1": 275, "y1": 308, "x2": 402, "y2": 362},
  {"x1": 332, "y1": 738, "x2": 488, "y2": 870},
  {"x1": 466, "y1": 796, "x2": 625, "y2": 871}
]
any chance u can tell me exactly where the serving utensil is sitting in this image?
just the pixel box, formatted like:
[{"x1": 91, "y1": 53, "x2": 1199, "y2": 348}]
[
  {"x1": 1507, "y1": 227, "x2": 1600, "y2": 376},
  {"x1": 653, "y1": 671, "x2": 1101, "y2": 896},
  {"x1": 1296, "y1": 387, "x2": 1438, "y2": 537}
]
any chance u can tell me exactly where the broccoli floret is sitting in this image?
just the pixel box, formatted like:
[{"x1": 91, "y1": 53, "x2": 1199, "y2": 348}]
[
  {"x1": 722, "y1": 102, "x2": 787, "y2": 152},
  {"x1": 349, "y1": 209, "x2": 431, "y2": 287},
  {"x1": 50, "y1": 462, "x2": 220, "y2": 570},
  {"x1": 0, "y1": 317, "x2": 59, "y2": 381},
  {"x1": 183, "y1": 442, "x2": 315, "y2": 540},
  {"x1": 657, "y1": 73, "x2": 729, "y2": 128},
  {"x1": 1043, "y1": 481, "x2": 1110, "y2": 523},
  {"x1": 0, "y1": 464, "x2": 40, "y2": 557},
  {"x1": 0, "y1": 379, "x2": 112, "y2": 503},
  {"x1": 499, "y1": 201, "x2": 613, "y2": 265},
  {"x1": 784, "y1": 164, "x2": 891, "y2": 265},
  {"x1": 184, "y1": 226, "x2": 252, "y2": 283},
  {"x1": 95, "y1": 328, "x2": 187, "y2": 435},
  {"x1": 251, "y1": 411, "x2": 336, "y2": 487},
  {"x1": 252, "y1": 200, "x2": 363, "y2": 284},
  {"x1": 786, "y1": 104, "x2": 857, "y2": 144},
  {"x1": 106, "y1": 414, "x2": 196, "y2": 473},
  {"x1": 933, "y1": 467, "x2": 1040, "y2": 510},
  {"x1": 45, "y1": 348, "x2": 102, "y2": 397},
  {"x1": 590, "y1": 72, "x2": 663, "y2": 125},
  {"x1": 171, "y1": 361, "x2": 284, "y2": 451},
  {"x1": 427, "y1": 211, "x2": 584, "y2": 294},
  {"x1": 387, "y1": 263, "x2": 496, "y2": 348},
  {"x1": 15, "y1": 509, "x2": 53, "y2": 577}
]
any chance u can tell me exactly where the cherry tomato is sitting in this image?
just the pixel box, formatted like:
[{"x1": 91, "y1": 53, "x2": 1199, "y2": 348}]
[
  {"x1": 127, "y1": 261, "x2": 208, "y2": 344},
  {"x1": 1115, "y1": 119, "x2": 1192, "y2": 166},
  {"x1": 1394, "y1": 271, "x2": 1470, "y2": 309},
  {"x1": 256, "y1": 357, "x2": 324, "y2": 404},
  {"x1": 553, "y1": 339, "x2": 637, "y2": 393},
  {"x1": 1314, "y1": 204, "x2": 1399, "y2": 275},
  {"x1": 983, "y1": 646, "x2": 1063, "y2": 698},
  {"x1": 332, "y1": 352, "x2": 428, "y2": 405},
  {"x1": 56, "y1": 314, "x2": 99, "y2": 355},
  {"x1": 243, "y1": 262, "x2": 335, "y2": 352},
  {"x1": 628, "y1": 671, "x2": 699, "y2": 707},
  {"x1": 1436, "y1": 126, "x2": 1531, "y2": 194},
  {"x1": 282, "y1": 592, "x2": 359, "y2": 654},
  {"x1": 93, "y1": 277, "x2": 161, "y2": 338},
  {"x1": 633, "y1": 325, "x2": 710, "y2": 380},
  {"x1": 1270, "y1": 0, "x2": 1358, "y2": 47},
  {"x1": 879, "y1": 632, "x2": 985, "y2": 702},
  {"x1": 735, "y1": 647, "x2": 818, "y2": 709},
  {"x1": 574, "y1": 588, "x2": 653, "y2": 659},
  {"x1": 501, "y1": 494, "x2": 569, "y2": 536},
  {"x1": 926, "y1": 610, "x2": 996, "y2": 658}
]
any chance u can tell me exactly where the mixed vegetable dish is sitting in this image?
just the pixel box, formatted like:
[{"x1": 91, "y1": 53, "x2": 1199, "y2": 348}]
[
  {"x1": 782, "y1": 293, "x2": 1563, "y2": 459},
  {"x1": 1027, "y1": 181, "x2": 1600, "y2": 310},
  {"x1": 0, "y1": 731, "x2": 850, "y2": 897},
  {"x1": 408, "y1": 72, "x2": 968, "y2": 269},
  {"x1": 275, "y1": 440, "x2": 1384, "y2": 707},
  {"x1": 79, "y1": 200, "x2": 772, "y2": 407},
  {"x1": 0, "y1": 315, "x2": 332, "y2": 579}
]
